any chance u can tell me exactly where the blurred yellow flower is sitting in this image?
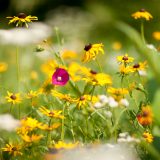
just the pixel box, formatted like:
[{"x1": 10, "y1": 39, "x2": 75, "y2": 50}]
[
  {"x1": 119, "y1": 65, "x2": 134, "y2": 75},
  {"x1": 21, "y1": 134, "x2": 43, "y2": 143},
  {"x1": 143, "y1": 132, "x2": 153, "y2": 143},
  {"x1": 5, "y1": 91, "x2": 22, "y2": 105},
  {"x1": 26, "y1": 90, "x2": 39, "y2": 99},
  {"x1": 39, "y1": 106, "x2": 64, "y2": 119},
  {"x1": 39, "y1": 123, "x2": 61, "y2": 131},
  {"x1": 152, "y1": 31, "x2": 160, "y2": 41},
  {"x1": 62, "y1": 50, "x2": 77, "y2": 59},
  {"x1": 30, "y1": 71, "x2": 38, "y2": 80},
  {"x1": 132, "y1": 9, "x2": 153, "y2": 21},
  {"x1": 117, "y1": 54, "x2": 134, "y2": 64},
  {"x1": 82, "y1": 43, "x2": 104, "y2": 62},
  {"x1": 54, "y1": 141, "x2": 78, "y2": 150},
  {"x1": 2, "y1": 143, "x2": 22, "y2": 156},
  {"x1": 112, "y1": 41, "x2": 122, "y2": 51},
  {"x1": 0, "y1": 62, "x2": 8, "y2": 73},
  {"x1": 7, "y1": 13, "x2": 38, "y2": 28},
  {"x1": 132, "y1": 61, "x2": 147, "y2": 72}
]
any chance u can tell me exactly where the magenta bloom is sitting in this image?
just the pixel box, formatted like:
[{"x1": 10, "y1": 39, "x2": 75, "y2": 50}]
[{"x1": 52, "y1": 68, "x2": 69, "y2": 86}]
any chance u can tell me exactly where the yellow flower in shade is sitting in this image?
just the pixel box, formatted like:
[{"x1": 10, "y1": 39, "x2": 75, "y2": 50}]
[
  {"x1": 132, "y1": 61, "x2": 147, "y2": 72},
  {"x1": 2, "y1": 143, "x2": 22, "y2": 156},
  {"x1": 143, "y1": 132, "x2": 153, "y2": 143},
  {"x1": 26, "y1": 90, "x2": 39, "y2": 99},
  {"x1": 137, "y1": 105, "x2": 153, "y2": 126},
  {"x1": 54, "y1": 141, "x2": 78, "y2": 150},
  {"x1": 62, "y1": 50, "x2": 77, "y2": 59},
  {"x1": 39, "y1": 123, "x2": 61, "y2": 131},
  {"x1": 117, "y1": 54, "x2": 134, "y2": 64},
  {"x1": 5, "y1": 91, "x2": 22, "y2": 105},
  {"x1": 82, "y1": 43, "x2": 104, "y2": 62},
  {"x1": 7, "y1": 13, "x2": 38, "y2": 28},
  {"x1": 30, "y1": 70, "x2": 38, "y2": 80},
  {"x1": 0, "y1": 62, "x2": 8, "y2": 73},
  {"x1": 83, "y1": 71, "x2": 112, "y2": 86},
  {"x1": 21, "y1": 134, "x2": 43, "y2": 143},
  {"x1": 119, "y1": 65, "x2": 134, "y2": 75},
  {"x1": 112, "y1": 41, "x2": 122, "y2": 51},
  {"x1": 152, "y1": 31, "x2": 160, "y2": 41},
  {"x1": 39, "y1": 106, "x2": 64, "y2": 119},
  {"x1": 39, "y1": 79, "x2": 54, "y2": 95},
  {"x1": 132, "y1": 9, "x2": 153, "y2": 21},
  {"x1": 52, "y1": 90, "x2": 75, "y2": 103},
  {"x1": 107, "y1": 87, "x2": 129, "y2": 101},
  {"x1": 75, "y1": 95, "x2": 98, "y2": 109}
]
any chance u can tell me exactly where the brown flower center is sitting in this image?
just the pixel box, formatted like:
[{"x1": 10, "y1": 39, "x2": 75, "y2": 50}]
[
  {"x1": 80, "y1": 96, "x2": 85, "y2": 101},
  {"x1": 133, "y1": 63, "x2": 140, "y2": 68},
  {"x1": 10, "y1": 94, "x2": 16, "y2": 100},
  {"x1": 139, "y1": 9, "x2": 146, "y2": 12},
  {"x1": 49, "y1": 111, "x2": 55, "y2": 116},
  {"x1": 142, "y1": 111, "x2": 149, "y2": 117},
  {"x1": 90, "y1": 70, "x2": 97, "y2": 74},
  {"x1": 122, "y1": 56, "x2": 128, "y2": 61},
  {"x1": 18, "y1": 13, "x2": 27, "y2": 18},
  {"x1": 12, "y1": 147, "x2": 17, "y2": 151},
  {"x1": 84, "y1": 44, "x2": 92, "y2": 51}
]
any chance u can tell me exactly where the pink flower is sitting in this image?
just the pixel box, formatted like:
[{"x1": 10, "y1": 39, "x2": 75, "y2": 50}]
[{"x1": 52, "y1": 68, "x2": 69, "y2": 86}]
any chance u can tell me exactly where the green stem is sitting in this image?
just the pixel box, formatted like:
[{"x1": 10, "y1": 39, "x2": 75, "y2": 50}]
[
  {"x1": 47, "y1": 118, "x2": 52, "y2": 145},
  {"x1": 16, "y1": 46, "x2": 20, "y2": 91},
  {"x1": 95, "y1": 58, "x2": 103, "y2": 73},
  {"x1": 141, "y1": 20, "x2": 145, "y2": 44},
  {"x1": 61, "y1": 105, "x2": 65, "y2": 141},
  {"x1": 9, "y1": 104, "x2": 13, "y2": 114},
  {"x1": 18, "y1": 105, "x2": 21, "y2": 119}
]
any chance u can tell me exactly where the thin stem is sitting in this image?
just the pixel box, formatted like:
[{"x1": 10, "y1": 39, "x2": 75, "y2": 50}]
[
  {"x1": 18, "y1": 105, "x2": 21, "y2": 119},
  {"x1": 95, "y1": 58, "x2": 103, "y2": 73},
  {"x1": 140, "y1": 20, "x2": 145, "y2": 44},
  {"x1": 47, "y1": 118, "x2": 52, "y2": 145},
  {"x1": 61, "y1": 105, "x2": 66, "y2": 141},
  {"x1": 16, "y1": 46, "x2": 20, "y2": 91},
  {"x1": 9, "y1": 104, "x2": 13, "y2": 114}
]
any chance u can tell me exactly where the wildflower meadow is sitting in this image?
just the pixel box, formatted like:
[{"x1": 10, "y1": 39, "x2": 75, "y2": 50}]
[{"x1": 0, "y1": 1, "x2": 160, "y2": 160}]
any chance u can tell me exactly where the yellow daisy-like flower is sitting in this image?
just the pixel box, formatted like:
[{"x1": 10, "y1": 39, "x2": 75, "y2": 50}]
[
  {"x1": 21, "y1": 134, "x2": 43, "y2": 143},
  {"x1": 143, "y1": 132, "x2": 153, "y2": 143},
  {"x1": 62, "y1": 50, "x2": 77, "y2": 59},
  {"x1": 132, "y1": 9, "x2": 153, "y2": 21},
  {"x1": 54, "y1": 141, "x2": 78, "y2": 150},
  {"x1": 83, "y1": 71, "x2": 112, "y2": 86},
  {"x1": 39, "y1": 106, "x2": 64, "y2": 119},
  {"x1": 107, "y1": 87, "x2": 129, "y2": 101},
  {"x1": 132, "y1": 61, "x2": 147, "y2": 72},
  {"x1": 5, "y1": 91, "x2": 22, "y2": 105},
  {"x1": 152, "y1": 31, "x2": 160, "y2": 41},
  {"x1": 39, "y1": 123, "x2": 61, "y2": 131},
  {"x1": 7, "y1": 13, "x2": 38, "y2": 28},
  {"x1": 82, "y1": 43, "x2": 104, "y2": 62},
  {"x1": 119, "y1": 65, "x2": 134, "y2": 75},
  {"x1": 112, "y1": 41, "x2": 122, "y2": 51},
  {"x1": 117, "y1": 54, "x2": 134, "y2": 64},
  {"x1": 26, "y1": 90, "x2": 39, "y2": 99},
  {"x1": 2, "y1": 143, "x2": 22, "y2": 156},
  {"x1": 0, "y1": 62, "x2": 8, "y2": 73}
]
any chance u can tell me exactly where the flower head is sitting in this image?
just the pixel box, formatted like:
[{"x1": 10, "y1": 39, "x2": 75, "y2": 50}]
[
  {"x1": 40, "y1": 79, "x2": 54, "y2": 94},
  {"x1": 132, "y1": 61, "x2": 147, "y2": 72},
  {"x1": 21, "y1": 134, "x2": 43, "y2": 143},
  {"x1": 117, "y1": 54, "x2": 134, "y2": 64},
  {"x1": 132, "y1": 9, "x2": 153, "y2": 21},
  {"x1": 137, "y1": 105, "x2": 153, "y2": 126},
  {"x1": 52, "y1": 68, "x2": 69, "y2": 86},
  {"x1": 2, "y1": 143, "x2": 22, "y2": 156},
  {"x1": 7, "y1": 13, "x2": 38, "y2": 28},
  {"x1": 54, "y1": 141, "x2": 78, "y2": 150},
  {"x1": 152, "y1": 31, "x2": 160, "y2": 41},
  {"x1": 0, "y1": 62, "x2": 8, "y2": 73},
  {"x1": 5, "y1": 91, "x2": 22, "y2": 105},
  {"x1": 82, "y1": 43, "x2": 104, "y2": 62},
  {"x1": 143, "y1": 132, "x2": 153, "y2": 143}
]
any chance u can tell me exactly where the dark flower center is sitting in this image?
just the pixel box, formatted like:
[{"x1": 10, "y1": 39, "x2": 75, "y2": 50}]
[
  {"x1": 18, "y1": 13, "x2": 27, "y2": 18},
  {"x1": 139, "y1": 9, "x2": 146, "y2": 12},
  {"x1": 49, "y1": 111, "x2": 55, "y2": 116},
  {"x1": 142, "y1": 111, "x2": 149, "y2": 117},
  {"x1": 84, "y1": 44, "x2": 92, "y2": 51},
  {"x1": 80, "y1": 96, "x2": 85, "y2": 101},
  {"x1": 133, "y1": 63, "x2": 140, "y2": 68},
  {"x1": 10, "y1": 95, "x2": 16, "y2": 100},
  {"x1": 90, "y1": 70, "x2": 97, "y2": 74},
  {"x1": 12, "y1": 147, "x2": 17, "y2": 151},
  {"x1": 122, "y1": 56, "x2": 128, "y2": 61}
]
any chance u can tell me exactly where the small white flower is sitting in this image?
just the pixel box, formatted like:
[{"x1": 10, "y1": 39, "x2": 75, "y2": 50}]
[
  {"x1": 0, "y1": 114, "x2": 20, "y2": 131},
  {"x1": 119, "y1": 132, "x2": 129, "y2": 138},
  {"x1": 104, "y1": 111, "x2": 112, "y2": 118},
  {"x1": 119, "y1": 99, "x2": 129, "y2": 107},
  {"x1": 99, "y1": 95, "x2": 109, "y2": 104},
  {"x1": 94, "y1": 102, "x2": 103, "y2": 108},
  {"x1": 108, "y1": 97, "x2": 118, "y2": 108},
  {"x1": 138, "y1": 70, "x2": 147, "y2": 76},
  {"x1": 146, "y1": 44, "x2": 157, "y2": 52}
]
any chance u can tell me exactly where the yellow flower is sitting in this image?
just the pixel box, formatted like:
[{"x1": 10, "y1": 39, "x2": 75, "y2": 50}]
[
  {"x1": 107, "y1": 87, "x2": 129, "y2": 101},
  {"x1": 2, "y1": 143, "x2": 22, "y2": 156},
  {"x1": 112, "y1": 41, "x2": 122, "y2": 51},
  {"x1": 83, "y1": 72, "x2": 112, "y2": 86},
  {"x1": 39, "y1": 123, "x2": 61, "y2": 131},
  {"x1": 21, "y1": 134, "x2": 43, "y2": 143},
  {"x1": 62, "y1": 50, "x2": 77, "y2": 59},
  {"x1": 39, "y1": 79, "x2": 54, "y2": 95},
  {"x1": 39, "y1": 106, "x2": 64, "y2": 119},
  {"x1": 0, "y1": 62, "x2": 8, "y2": 73},
  {"x1": 137, "y1": 105, "x2": 153, "y2": 126},
  {"x1": 152, "y1": 31, "x2": 160, "y2": 41},
  {"x1": 143, "y1": 132, "x2": 153, "y2": 143},
  {"x1": 54, "y1": 141, "x2": 78, "y2": 150},
  {"x1": 82, "y1": 43, "x2": 104, "y2": 62},
  {"x1": 26, "y1": 90, "x2": 39, "y2": 99},
  {"x1": 7, "y1": 13, "x2": 38, "y2": 28},
  {"x1": 30, "y1": 70, "x2": 38, "y2": 80},
  {"x1": 132, "y1": 61, "x2": 147, "y2": 72},
  {"x1": 132, "y1": 9, "x2": 153, "y2": 21},
  {"x1": 117, "y1": 54, "x2": 134, "y2": 64},
  {"x1": 119, "y1": 65, "x2": 134, "y2": 75},
  {"x1": 5, "y1": 91, "x2": 22, "y2": 105}
]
